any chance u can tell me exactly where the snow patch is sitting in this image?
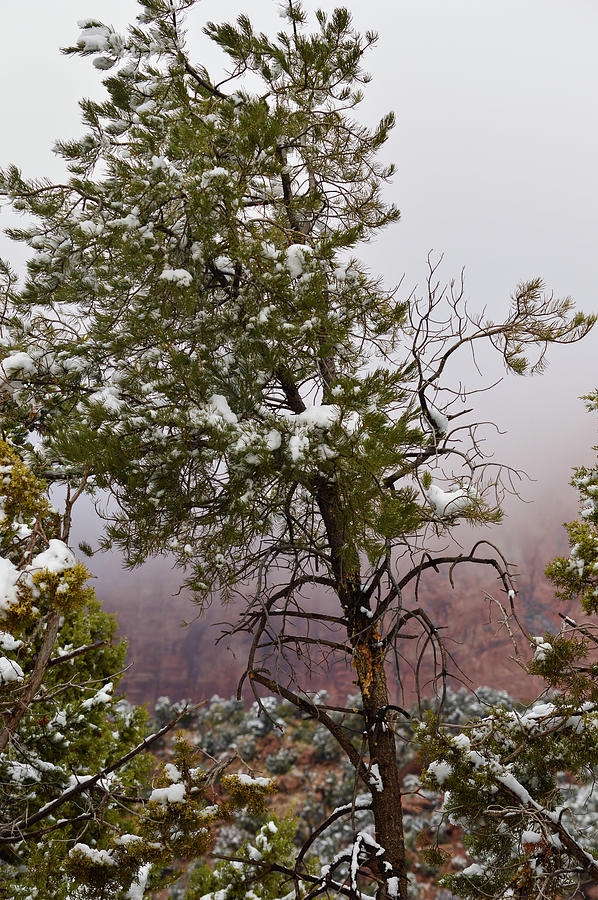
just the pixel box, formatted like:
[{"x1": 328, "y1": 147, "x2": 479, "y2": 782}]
[
  {"x1": 208, "y1": 394, "x2": 238, "y2": 426},
  {"x1": 296, "y1": 405, "x2": 339, "y2": 429},
  {"x1": 81, "y1": 682, "x2": 113, "y2": 710},
  {"x1": 368, "y1": 763, "x2": 383, "y2": 792},
  {"x1": 1, "y1": 352, "x2": 36, "y2": 377},
  {"x1": 160, "y1": 268, "x2": 193, "y2": 287},
  {"x1": 200, "y1": 167, "x2": 229, "y2": 187},
  {"x1": 428, "y1": 406, "x2": 449, "y2": 434},
  {"x1": 88, "y1": 385, "x2": 124, "y2": 413},
  {"x1": 532, "y1": 636, "x2": 553, "y2": 662},
  {"x1": 77, "y1": 25, "x2": 110, "y2": 53},
  {"x1": 452, "y1": 733, "x2": 471, "y2": 751},
  {"x1": 233, "y1": 773, "x2": 272, "y2": 787},
  {"x1": 522, "y1": 830, "x2": 543, "y2": 844},
  {"x1": 164, "y1": 763, "x2": 182, "y2": 782},
  {"x1": 115, "y1": 833, "x2": 144, "y2": 846},
  {"x1": 387, "y1": 876, "x2": 399, "y2": 898},
  {"x1": 126, "y1": 863, "x2": 152, "y2": 900},
  {"x1": 266, "y1": 430, "x2": 282, "y2": 451},
  {"x1": 69, "y1": 842, "x2": 115, "y2": 866},
  {"x1": 426, "y1": 483, "x2": 473, "y2": 518},
  {"x1": 149, "y1": 782, "x2": 186, "y2": 804},
  {"x1": 0, "y1": 556, "x2": 23, "y2": 617},
  {"x1": 30, "y1": 540, "x2": 75, "y2": 575},
  {"x1": 427, "y1": 759, "x2": 453, "y2": 785},
  {"x1": 78, "y1": 220, "x2": 104, "y2": 237},
  {"x1": 285, "y1": 244, "x2": 312, "y2": 279},
  {"x1": 462, "y1": 863, "x2": 484, "y2": 877},
  {"x1": 0, "y1": 656, "x2": 24, "y2": 684},
  {"x1": 0, "y1": 631, "x2": 22, "y2": 652}
]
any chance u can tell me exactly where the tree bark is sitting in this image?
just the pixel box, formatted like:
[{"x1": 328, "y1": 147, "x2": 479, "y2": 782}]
[
  {"x1": 277, "y1": 370, "x2": 409, "y2": 896},
  {"x1": 316, "y1": 479, "x2": 409, "y2": 899},
  {"x1": 0, "y1": 608, "x2": 61, "y2": 753},
  {"x1": 357, "y1": 639, "x2": 409, "y2": 900}
]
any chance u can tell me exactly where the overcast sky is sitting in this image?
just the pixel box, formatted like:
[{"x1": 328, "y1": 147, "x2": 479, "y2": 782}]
[{"x1": 1, "y1": 0, "x2": 597, "y2": 532}]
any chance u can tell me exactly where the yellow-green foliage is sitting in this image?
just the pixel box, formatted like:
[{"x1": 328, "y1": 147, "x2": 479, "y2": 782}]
[
  {"x1": 0, "y1": 441, "x2": 276, "y2": 898},
  {"x1": 0, "y1": 438, "x2": 51, "y2": 540},
  {"x1": 35, "y1": 562, "x2": 93, "y2": 612},
  {"x1": 185, "y1": 814, "x2": 299, "y2": 900},
  {"x1": 222, "y1": 771, "x2": 276, "y2": 816},
  {"x1": 63, "y1": 740, "x2": 280, "y2": 899}
]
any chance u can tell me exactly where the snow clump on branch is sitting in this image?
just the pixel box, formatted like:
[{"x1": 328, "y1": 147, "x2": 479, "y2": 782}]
[
  {"x1": 1, "y1": 352, "x2": 36, "y2": 378},
  {"x1": 0, "y1": 655, "x2": 24, "y2": 684},
  {"x1": 29, "y1": 539, "x2": 76, "y2": 575},
  {"x1": 0, "y1": 556, "x2": 22, "y2": 616},
  {"x1": 427, "y1": 406, "x2": 449, "y2": 434},
  {"x1": 285, "y1": 244, "x2": 313, "y2": 279},
  {"x1": 425, "y1": 483, "x2": 473, "y2": 518}
]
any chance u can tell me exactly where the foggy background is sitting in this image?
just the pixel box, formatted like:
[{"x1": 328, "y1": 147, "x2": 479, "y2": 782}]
[{"x1": 1, "y1": 1, "x2": 597, "y2": 701}]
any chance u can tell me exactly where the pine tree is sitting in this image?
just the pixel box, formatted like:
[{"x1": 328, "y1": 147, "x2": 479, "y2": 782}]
[
  {"x1": 0, "y1": 2, "x2": 594, "y2": 897},
  {"x1": 0, "y1": 439, "x2": 276, "y2": 898},
  {"x1": 0, "y1": 437, "x2": 148, "y2": 898},
  {"x1": 420, "y1": 394, "x2": 598, "y2": 899}
]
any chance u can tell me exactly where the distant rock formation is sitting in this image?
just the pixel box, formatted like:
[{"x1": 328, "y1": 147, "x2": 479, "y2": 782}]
[{"x1": 91, "y1": 513, "x2": 571, "y2": 709}]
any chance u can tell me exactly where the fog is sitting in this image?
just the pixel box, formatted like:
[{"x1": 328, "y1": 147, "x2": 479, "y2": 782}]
[{"x1": 1, "y1": 1, "x2": 597, "y2": 697}]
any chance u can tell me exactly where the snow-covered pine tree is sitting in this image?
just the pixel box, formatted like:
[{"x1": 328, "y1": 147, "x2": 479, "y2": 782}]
[
  {"x1": 421, "y1": 394, "x2": 598, "y2": 899},
  {"x1": 0, "y1": 2, "x2": 594, "y2": 897},
  {"x1": 0, "y1": 440, "x2": 275, "y2": 898}
]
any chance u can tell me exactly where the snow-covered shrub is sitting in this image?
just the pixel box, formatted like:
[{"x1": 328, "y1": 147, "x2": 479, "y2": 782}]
[
  {"x1": 236, "y1": 732, "x2": 258, "y2": 761},
  {"x1": 0, "y1": 442, "x2": 276, "y2": 898},
  {"x1": 265, "y1": 746, "x2": 297, "y2": 774},
  {"x1": 313, "y1": 722, "x2": 343, "y2": 761},
  {"x1": 244, "y1": 697, "x2": 282, "y2": 737},
  {"x1": 154, "y1": 694, "x2": 198, "y2": 728}
]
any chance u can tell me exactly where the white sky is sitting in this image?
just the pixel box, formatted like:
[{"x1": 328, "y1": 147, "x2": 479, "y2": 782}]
[{"x1": 1, "y1": 0, "x2": 597, "y2": 525}]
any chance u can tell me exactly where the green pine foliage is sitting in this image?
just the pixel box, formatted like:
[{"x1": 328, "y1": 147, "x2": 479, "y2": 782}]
[
  {"x1": 545, "y1": 391, "x2": 598, "y2": 618},
  {"x1": 0, "y1": 0, "x2": 591, "y2": 594}
]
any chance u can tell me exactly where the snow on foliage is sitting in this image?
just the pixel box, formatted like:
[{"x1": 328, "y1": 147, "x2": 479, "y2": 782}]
[
  {"x1": 125, "y1": 863, "x2": 152, "y2": 900},
  {"x1": 0, "y1": 655, "x2": 24, "y2": 683},
  {"x1": 29, "y1": 539, "x2": 76, "y2": 574},
  {"x1": 0, "y1": 555, "x2": 22, "y2": 615},
  {"x1": 0, "y1": 630, "x2": 22, "y2": 651},
  {"x1": 531, "y1": 635, "x2": 553, "y2": 662},
  {"x1": 159, "y1": 267, "x2": 193, "y2": 287},
  {"x1": 427, "y1": 759, "x2": 452, "y2": 786},
  {"x1": 285, "y1": 243, "x2": 312, "y2": 279},
  {"x1": 232, "y1": 772, "x2": 273, "y2": 788},
  {"x1": 149, "y1": 781, "x2": 186, "y2": 804},
  {"x1": 295, "y1": 404, "x2": 339, "y2": 429},
  {"x1": 69, "y1": 842, "x2": 116, "y2": 867},
  {"x1": 77, "y1": 26, "x2": 111, "y2": 53},
  {"x1": 207, "y1": 393, "x2": 239, "y2": 426},
  {"x1": 425, "y1": 483, "x2": 473, "y2": 518},
  {"x1": 1, "y1": 351, "x2": 36, "y2": 377},
  {"x1": 0, "y1": 442, "x2": 280, "y2": 898}
]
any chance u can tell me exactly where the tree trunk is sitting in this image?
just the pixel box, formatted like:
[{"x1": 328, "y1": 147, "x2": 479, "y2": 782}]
[
  {"x1": 0, "y1": 608, "x2": 61, "y2": 753},
  {"x1": 356, "y1": 638, "x2": 409, "y2": 900},
  {"x1": 316, "y1": 480, "x2": 409, "y2": 899}
]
